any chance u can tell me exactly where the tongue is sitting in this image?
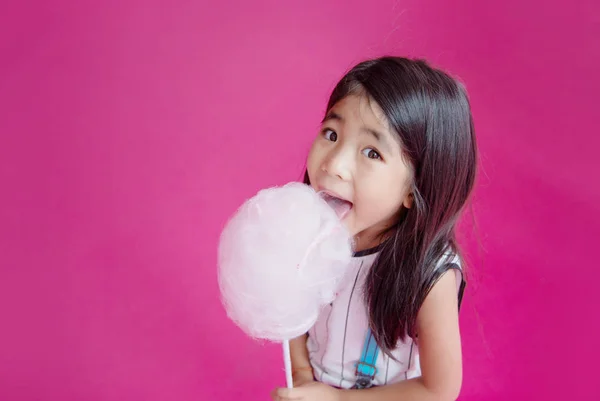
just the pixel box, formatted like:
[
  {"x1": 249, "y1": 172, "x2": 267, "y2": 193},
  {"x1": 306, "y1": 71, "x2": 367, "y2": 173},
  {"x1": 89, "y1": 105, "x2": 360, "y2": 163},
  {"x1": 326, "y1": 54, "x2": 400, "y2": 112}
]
[{"x1": 319, "y1": 193, "x2": 352, "y2": 220}]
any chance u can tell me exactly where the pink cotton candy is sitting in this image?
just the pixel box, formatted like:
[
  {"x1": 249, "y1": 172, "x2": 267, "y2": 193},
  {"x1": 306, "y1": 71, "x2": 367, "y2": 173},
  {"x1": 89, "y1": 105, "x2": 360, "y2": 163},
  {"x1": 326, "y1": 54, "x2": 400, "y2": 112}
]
[{"x1": 218, "y1": 182, "x2": 353, "y2": 341}]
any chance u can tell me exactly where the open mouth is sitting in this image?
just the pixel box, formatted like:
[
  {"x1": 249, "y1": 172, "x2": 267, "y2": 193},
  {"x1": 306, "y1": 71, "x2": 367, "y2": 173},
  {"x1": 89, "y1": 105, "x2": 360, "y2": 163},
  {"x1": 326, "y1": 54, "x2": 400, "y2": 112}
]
[{"x1": 318, "y1": 192, "x2": 353, "y2": 220}]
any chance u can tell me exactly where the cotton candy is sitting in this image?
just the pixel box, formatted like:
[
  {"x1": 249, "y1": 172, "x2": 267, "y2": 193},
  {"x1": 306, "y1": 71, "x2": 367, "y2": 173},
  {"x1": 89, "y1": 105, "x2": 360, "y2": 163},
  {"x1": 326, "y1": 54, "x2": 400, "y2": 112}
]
[{"x1": 218, "y1": 182, "x2": 353, "y2": 341}]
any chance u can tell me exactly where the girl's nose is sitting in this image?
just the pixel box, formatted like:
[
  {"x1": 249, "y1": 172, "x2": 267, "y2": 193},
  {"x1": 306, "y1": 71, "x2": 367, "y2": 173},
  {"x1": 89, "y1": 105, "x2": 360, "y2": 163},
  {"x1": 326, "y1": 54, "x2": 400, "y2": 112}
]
[{"x1": 322, "y1": 148, "x2": 352, "y2": 181}]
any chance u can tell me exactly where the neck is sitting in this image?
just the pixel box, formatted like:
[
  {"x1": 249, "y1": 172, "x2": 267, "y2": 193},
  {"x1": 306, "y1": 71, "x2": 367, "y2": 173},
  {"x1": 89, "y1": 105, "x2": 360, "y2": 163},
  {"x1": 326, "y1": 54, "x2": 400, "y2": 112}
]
[{"x1": 353, "y1": 232, "x2": 384, "y2": 253}]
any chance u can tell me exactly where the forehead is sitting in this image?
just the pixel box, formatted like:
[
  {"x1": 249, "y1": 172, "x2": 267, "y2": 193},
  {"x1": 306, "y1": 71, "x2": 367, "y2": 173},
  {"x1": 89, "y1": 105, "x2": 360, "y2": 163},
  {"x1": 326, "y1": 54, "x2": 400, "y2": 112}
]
[{"x1": 328, "y1": 94, "x2": 391, "y2": 131}]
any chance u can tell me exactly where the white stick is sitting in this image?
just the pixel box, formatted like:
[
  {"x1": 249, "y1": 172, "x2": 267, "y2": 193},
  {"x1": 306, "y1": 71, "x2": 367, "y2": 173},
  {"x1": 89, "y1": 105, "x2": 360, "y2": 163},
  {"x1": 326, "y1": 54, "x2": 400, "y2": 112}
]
[{"x1": 283, "y1": 339, "x2": 294, "y2": 388}]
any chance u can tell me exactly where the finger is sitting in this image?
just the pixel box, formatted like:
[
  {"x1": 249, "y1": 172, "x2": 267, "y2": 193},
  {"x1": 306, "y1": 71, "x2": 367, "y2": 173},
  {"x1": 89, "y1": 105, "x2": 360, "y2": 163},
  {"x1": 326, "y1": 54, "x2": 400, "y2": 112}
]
[{"x1": 277, "y1": 387, "x2": 304, "y2": 400}]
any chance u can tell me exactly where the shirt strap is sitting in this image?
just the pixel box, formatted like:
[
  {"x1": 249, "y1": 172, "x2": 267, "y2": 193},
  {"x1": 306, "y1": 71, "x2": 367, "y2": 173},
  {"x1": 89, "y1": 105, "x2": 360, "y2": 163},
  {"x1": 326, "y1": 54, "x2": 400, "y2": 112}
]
[{"x1": 352, "y1": 327, "x2": 379, "y2": 389}]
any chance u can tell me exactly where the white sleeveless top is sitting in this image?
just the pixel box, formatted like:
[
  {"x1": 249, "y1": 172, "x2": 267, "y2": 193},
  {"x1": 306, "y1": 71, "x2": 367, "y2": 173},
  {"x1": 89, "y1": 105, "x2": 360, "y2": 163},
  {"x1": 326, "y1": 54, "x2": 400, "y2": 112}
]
[{"x1": 307, "y1": 248, "x2": 463, "y2": 389}]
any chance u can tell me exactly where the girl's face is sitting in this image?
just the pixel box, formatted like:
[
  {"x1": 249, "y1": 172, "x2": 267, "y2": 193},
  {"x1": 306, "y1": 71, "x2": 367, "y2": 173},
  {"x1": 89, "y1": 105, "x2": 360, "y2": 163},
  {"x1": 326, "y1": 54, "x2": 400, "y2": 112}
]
[{"x1": 307, "y1": 94, "x2": 414, "y2": 250}]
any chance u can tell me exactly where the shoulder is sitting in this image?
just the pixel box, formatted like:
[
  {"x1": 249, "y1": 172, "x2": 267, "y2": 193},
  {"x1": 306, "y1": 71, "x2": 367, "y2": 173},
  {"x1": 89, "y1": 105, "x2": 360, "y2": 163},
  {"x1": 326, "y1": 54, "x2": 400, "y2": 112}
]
[{"x1": 433, "y1": 249, "x2": 466, "y2": 307}]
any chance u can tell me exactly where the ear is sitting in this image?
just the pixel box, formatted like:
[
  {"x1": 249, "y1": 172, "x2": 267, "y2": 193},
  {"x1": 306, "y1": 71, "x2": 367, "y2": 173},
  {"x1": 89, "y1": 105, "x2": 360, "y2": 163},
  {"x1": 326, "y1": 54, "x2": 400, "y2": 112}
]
[{"x1": 403, "y1": 192, "x2": 414, "y2": 209}]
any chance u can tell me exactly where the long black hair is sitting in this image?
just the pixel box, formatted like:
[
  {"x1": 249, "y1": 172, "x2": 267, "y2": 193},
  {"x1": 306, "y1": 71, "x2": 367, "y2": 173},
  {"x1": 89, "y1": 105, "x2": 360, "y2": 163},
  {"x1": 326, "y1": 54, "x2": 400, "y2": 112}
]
[{"x1": 304, "y1": 57, "x2": 477, "y2": 355}]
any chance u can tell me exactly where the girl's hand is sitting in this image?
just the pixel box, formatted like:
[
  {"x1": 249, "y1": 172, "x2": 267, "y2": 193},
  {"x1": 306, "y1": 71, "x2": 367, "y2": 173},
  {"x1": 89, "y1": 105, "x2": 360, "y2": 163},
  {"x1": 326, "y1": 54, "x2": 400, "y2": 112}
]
[{"x1": 271, "y1": 381, "x2": 341, "y2": 401}]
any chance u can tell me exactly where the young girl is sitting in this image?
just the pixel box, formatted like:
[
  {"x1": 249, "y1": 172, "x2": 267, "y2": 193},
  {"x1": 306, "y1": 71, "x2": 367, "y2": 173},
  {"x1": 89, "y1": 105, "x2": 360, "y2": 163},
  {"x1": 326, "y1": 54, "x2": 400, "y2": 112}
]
[{"x1": 271, "y1": 57, "x2": 477, "y2": 401}]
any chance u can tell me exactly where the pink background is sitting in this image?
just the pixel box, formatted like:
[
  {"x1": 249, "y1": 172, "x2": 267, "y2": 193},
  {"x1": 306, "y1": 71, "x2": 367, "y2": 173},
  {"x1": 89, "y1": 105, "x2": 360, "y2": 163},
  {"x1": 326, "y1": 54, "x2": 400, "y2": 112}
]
[{"x1": 1, "y1": 1, "x2": 598, "y2": 400}]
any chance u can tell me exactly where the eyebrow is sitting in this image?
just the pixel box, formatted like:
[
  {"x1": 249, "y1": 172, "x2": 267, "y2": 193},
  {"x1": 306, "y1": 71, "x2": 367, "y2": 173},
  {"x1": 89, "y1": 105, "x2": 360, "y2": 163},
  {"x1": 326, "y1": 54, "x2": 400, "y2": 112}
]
[
  {"x1": 322, "y1": 111, "x2": 343, "y2": 123},
  {"x1": 322, "y1": 111, "x2": 395, "y2": 154}
]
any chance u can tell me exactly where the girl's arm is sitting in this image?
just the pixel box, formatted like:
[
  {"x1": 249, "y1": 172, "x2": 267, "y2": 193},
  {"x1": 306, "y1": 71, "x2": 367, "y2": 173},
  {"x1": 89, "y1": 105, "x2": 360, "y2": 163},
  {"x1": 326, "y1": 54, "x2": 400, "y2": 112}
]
[
  {"x1": 289, "y1": 333, "x2": 315, "y2": 386},
  {"x1": 276, "y1": 270, "x2": 463, "y2": 401}
]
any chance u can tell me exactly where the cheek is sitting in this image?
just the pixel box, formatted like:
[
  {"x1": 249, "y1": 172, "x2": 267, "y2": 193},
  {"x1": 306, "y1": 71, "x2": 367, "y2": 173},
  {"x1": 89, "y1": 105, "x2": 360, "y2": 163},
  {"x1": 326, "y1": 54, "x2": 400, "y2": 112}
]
[
  {"x1": 356, "y1": 192, "x2": 397, "y2": 222},
  {"x1": 306, "y1": 141, "x2": 322, "y2": 176},
  {"x1": 355, "y1": 172, "x2": 410, "y2": 222}
]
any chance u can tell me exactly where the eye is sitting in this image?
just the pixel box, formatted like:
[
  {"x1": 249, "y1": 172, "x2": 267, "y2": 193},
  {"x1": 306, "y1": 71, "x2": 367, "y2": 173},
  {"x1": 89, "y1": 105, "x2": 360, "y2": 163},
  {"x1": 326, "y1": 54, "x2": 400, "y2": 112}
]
[
  {"x1": 362, "y1": 148, "x2": 382, "y2": 160},
  {"x1": 323, "y1": 129, "x2": 338, "y2": 142}
]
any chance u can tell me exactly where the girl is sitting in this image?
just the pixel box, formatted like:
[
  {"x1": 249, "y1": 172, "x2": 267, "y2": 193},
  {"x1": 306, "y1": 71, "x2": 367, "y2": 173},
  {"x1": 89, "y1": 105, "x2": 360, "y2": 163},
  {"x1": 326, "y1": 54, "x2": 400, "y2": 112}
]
[{"x1": 271, "y1": 56, "x2": 477, "y2": 401}]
